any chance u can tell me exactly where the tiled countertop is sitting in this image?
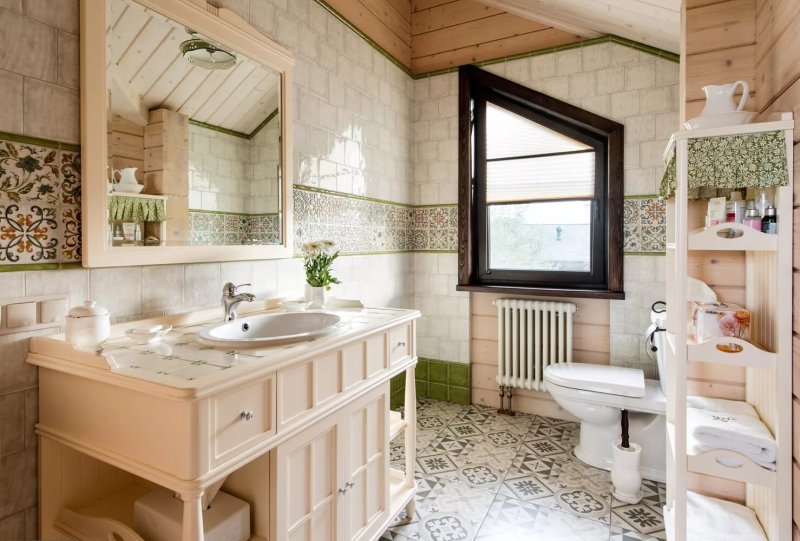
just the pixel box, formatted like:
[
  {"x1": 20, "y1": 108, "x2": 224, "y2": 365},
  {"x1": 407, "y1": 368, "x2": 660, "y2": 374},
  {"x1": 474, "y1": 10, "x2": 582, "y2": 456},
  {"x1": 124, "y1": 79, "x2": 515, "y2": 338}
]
[{"x1": 29, "y1": 307, "x2": 419, "y2": 396}]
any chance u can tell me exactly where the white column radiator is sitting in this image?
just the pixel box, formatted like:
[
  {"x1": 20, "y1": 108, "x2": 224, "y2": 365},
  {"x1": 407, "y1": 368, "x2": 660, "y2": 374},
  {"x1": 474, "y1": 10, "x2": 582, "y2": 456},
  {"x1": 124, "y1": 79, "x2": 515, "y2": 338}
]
[{"x1": 495, "y1": 299, "x2": 577, "y2": 392}]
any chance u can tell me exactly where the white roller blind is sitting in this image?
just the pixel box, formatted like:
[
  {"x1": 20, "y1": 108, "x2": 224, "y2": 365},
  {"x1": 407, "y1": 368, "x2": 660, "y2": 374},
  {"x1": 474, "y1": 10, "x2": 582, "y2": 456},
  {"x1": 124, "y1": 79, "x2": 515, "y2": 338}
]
[{"x1": 486, "y1": 102, "x2": 595, "y2": 203}]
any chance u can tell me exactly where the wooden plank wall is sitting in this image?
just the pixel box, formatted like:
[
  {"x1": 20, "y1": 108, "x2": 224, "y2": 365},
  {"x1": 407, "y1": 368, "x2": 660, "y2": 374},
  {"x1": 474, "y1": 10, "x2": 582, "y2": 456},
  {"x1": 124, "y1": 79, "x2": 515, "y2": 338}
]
[
  {"x1": 682, "y1": 0, "x2": 757, "y2": 122},
  {"x1": 753, "y1": 0, "x2": 800, "y2": 536},
  {"x1": 470, "y1": 292, "x2": 609, "y2": 419},
  {"x1": 324, "y1": 0, "x2": 412, "y2": 69},
  {"x1": 107, "y1": 116, "x2": 145, "y2": 177},
  {"x1": 409, "y1": 0, "x2": 583, "y2": 74}
]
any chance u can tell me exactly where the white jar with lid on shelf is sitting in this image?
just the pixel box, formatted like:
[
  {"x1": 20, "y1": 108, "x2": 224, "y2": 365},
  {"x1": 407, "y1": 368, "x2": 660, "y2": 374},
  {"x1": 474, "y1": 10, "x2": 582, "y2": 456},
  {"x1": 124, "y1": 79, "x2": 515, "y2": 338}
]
[{"x1": 65, "y1": 300, "x2": 111, "y2": 351}]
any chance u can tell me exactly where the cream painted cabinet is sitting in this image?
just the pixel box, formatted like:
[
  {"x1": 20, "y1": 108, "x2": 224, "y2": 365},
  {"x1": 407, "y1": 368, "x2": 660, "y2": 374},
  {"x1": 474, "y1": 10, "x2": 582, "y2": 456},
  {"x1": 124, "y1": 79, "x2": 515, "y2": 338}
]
[
  {"x1": 271, "y1": 384, "x2": 389, "y2": 541},
  {"x1": 28, "y1": 307, "x2": 419, "y2": 541}
]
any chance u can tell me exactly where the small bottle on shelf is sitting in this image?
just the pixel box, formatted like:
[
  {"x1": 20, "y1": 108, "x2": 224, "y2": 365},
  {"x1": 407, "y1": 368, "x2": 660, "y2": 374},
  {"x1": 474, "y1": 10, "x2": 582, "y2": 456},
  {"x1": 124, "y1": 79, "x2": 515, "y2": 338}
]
[
  {"x1": 761, "y1": 206, "x2": 777, "y2": 234},
  {"x1": 744, "y1": 200, "x2": 761, "y2": 230}
]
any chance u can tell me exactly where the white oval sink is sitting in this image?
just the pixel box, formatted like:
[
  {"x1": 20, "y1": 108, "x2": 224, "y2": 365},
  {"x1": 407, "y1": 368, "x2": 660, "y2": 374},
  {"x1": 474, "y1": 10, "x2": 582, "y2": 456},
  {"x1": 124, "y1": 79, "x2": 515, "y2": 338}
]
[{"x1": 197, "y1": 312, "x2": 343, "y2": 348}]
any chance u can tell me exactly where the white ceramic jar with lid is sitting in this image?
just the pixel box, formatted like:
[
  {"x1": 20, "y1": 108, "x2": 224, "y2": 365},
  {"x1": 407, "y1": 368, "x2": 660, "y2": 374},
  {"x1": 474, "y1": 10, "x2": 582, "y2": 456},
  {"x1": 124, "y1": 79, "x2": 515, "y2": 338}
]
[{"x1": 66, "y1": 300, "x2": 111, "y2": 351}]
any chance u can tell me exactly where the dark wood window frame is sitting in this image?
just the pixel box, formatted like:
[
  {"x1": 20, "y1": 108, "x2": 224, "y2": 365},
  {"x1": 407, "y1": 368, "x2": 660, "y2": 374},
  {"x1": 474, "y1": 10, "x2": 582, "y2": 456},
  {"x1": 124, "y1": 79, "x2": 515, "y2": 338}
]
[{"x1": 457, "y1": 65, "x2": 625, "y2": 300}]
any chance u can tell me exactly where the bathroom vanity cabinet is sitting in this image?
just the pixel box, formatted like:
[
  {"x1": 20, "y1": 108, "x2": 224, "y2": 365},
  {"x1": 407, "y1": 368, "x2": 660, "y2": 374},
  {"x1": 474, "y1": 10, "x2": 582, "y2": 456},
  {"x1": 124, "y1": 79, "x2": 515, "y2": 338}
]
[{"x1": 27, "y1": 307, "x2": 419, "y2": 541}]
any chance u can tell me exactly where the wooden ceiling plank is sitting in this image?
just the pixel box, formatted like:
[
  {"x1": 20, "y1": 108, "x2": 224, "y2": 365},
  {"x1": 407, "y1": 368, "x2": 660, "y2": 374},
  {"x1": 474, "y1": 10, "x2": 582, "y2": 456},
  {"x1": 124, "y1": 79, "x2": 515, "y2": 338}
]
[
  {"x1": 194, "y1": 62, "x2": 259, "y2": 125},
  {"x1": 324, "y1": 0, "x2": 411, "y2": 66},
  {"x1": 210, "y1": 76, "x2": 272, "y2": 132},
  {"x1": 475, "y1": 0, "x2": 602, "y2": 40},
  {"x1": 361, "y1": 0, "x2": 412, "y2": 45},
  {"x1": 206, "y1": 70, "x2": 271, "y2": 128},
  {"x1": 412, "y1": 12, "x2": 548, "y2": 58},
  {"x1": 141, "y1": 52, "x2": 192, "y2": 108},
  {"x1": 412, "y1": 0, "x2": 503, "y2": 35},
  {"x1": 385, "y1": 0, "x2": 412, "y2": 23},
  {"x1": 178, "y1": 63, "x2": 243, "y2": 121},
  {"x1": 109, "y1": 1, "x2": 150, "y2": 66},
  {"x1": 159, "y1": 65, "x2": 213, "y2": 114},
  {"x1": 412, "y1": 0, "x2": 455, "y2": 12},
  {"x1": 131, "y1": 29, "x2": 185, "y2": 105},
  {"x1": 117, "y1": 20, "x2": 175, "y2": 87},
  {"x1": 411, "y1": 27, "x2": 583, "y2": 73}
]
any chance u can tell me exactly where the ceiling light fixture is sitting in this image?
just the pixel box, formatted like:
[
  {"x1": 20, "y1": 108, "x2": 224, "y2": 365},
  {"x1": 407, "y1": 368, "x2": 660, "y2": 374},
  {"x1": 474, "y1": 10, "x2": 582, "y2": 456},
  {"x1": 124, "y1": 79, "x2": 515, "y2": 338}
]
[{"x1": 180, "y1": 34, "x2": 236, "y2": 70}]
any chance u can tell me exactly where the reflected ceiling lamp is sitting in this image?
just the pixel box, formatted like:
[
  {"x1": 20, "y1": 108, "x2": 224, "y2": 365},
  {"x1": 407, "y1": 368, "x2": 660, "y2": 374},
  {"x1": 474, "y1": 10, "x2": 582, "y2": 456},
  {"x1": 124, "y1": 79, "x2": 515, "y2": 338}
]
[{"x1": 180, "y1": 31, "x2": 236, "y2": 70}]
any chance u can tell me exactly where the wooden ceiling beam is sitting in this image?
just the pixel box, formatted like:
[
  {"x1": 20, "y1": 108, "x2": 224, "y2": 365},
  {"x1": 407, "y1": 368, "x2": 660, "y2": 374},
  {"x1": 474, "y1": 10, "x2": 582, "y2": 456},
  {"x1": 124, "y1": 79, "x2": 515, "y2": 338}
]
[{"x1": 475, "y1": 0, "x2": 602, "y2": 39}]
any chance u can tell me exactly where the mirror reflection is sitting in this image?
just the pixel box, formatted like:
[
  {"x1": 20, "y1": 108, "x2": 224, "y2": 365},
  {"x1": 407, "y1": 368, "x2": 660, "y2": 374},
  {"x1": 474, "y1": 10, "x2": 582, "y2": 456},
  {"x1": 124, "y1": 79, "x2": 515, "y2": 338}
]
[{"x1": 106, "y1": 0, "x2": 282, "y2": 247}]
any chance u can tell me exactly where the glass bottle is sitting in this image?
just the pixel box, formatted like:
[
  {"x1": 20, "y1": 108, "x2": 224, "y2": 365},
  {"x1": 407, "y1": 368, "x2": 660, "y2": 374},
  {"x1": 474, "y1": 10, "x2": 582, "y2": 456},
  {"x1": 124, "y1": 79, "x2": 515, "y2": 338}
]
[
  {"x1": 743, "y1": 200, "x2": 761, "y2": 230},
  {"x1": 761, "y1": 206, "x2": 777, "y2": 235}
]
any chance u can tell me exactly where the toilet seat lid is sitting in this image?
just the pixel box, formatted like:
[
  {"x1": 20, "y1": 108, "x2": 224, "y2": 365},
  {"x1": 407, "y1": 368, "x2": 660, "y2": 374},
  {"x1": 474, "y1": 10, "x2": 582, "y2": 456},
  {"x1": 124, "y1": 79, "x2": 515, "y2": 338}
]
[{"x1": 544, "y1": 363, "x2": 646, "y2": 397}]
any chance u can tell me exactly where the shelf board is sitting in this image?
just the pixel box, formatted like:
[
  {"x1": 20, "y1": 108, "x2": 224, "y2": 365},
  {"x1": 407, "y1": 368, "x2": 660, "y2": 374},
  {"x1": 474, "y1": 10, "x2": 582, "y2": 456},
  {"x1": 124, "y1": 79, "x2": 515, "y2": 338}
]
[
  {"x1": 388, "y1": 467, "x2": 416, "y2": 519},
  {"x1": 686, "y1": 447, "x2": 775, "y2": 488},
  {"x1": 389, "y1": 410, "x2": 407, "y2": 441},
  {"x1": 686, "y1": 336, "x2": 775, "y2": 368},
  {"x1": 687, "y1": 223, "x2": 777, "y2": 251},
  {"x1": 665, "y1": 333, "x2": 775, "y2": 369}
]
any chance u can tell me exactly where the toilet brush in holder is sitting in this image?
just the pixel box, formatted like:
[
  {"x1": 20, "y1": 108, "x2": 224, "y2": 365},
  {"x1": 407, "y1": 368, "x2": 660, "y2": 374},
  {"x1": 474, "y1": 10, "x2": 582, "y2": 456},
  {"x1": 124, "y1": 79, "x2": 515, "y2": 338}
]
[{"x1": 611, "y1": 409, "x2": 643, "y2": 504}]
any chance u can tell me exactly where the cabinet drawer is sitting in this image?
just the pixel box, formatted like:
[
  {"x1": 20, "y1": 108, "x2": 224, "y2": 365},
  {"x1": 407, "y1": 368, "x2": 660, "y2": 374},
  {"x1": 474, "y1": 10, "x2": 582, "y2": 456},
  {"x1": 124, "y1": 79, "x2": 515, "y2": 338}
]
[
  {"x1": 389, "y1": 324, "x2": 411, "y2": 365},
  {"x1": 210, "y1": 375, "x2": 275, "y2": 466}
]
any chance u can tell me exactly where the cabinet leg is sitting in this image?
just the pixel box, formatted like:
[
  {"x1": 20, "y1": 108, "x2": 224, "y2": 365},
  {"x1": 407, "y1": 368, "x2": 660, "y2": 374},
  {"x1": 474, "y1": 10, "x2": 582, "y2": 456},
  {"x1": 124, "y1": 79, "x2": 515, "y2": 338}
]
[
  {"x1": 181, "y1": 492, "x2": 205, "y2": 541},
  {"x1": 404, "y1": 497, "x2": 416, "y2": 520}
]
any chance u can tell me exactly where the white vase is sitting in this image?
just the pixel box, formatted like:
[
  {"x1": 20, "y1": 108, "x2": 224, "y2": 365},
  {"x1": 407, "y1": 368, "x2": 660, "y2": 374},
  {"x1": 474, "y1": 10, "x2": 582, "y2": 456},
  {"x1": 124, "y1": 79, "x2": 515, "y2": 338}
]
[
  {"x1": 308, "y1": 286, "x2": 325, "y2": 309},
  {"x1": 611, "y1": 440, "x2": 643, "y2": 504}
]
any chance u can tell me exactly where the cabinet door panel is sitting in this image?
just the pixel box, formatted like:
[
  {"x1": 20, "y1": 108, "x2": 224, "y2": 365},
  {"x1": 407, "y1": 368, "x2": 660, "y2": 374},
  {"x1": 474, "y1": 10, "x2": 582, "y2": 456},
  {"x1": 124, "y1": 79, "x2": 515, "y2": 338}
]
[
  {"x1": 273, "y1": 414, "x2": 342, "y2": 540},
  {"x1": 345, "y1": 385, "x2": 389, "y2": 541}
]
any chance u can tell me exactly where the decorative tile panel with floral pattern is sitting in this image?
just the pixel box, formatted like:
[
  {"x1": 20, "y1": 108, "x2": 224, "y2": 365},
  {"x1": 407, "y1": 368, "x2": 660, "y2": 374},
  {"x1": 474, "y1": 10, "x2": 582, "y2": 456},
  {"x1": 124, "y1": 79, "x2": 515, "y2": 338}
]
[
  {"x1": 623, "y1": 197, "x2": 666, "y2": 253},
  {"x1": 0, "y1": 137, "x2": 81, "y2": 265}
]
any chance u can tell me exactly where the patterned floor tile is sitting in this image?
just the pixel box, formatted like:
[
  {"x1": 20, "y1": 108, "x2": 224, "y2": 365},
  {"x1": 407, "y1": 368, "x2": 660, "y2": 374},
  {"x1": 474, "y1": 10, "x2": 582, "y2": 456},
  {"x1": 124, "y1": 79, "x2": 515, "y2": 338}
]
[
  {"x1": 383, "y1": 399, "x2": 663, "y2": 540},
  {"x1": 387, "y1": 477, "x2": 495, "y2": 541},
  {"x1": 475, "y1": 494, "x2": 609, "y2": 540}
]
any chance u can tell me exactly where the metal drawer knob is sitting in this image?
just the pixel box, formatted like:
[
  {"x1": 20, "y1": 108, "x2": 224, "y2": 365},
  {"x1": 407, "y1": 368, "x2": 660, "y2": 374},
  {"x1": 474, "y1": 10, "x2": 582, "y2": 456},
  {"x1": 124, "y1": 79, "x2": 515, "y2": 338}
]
[
  {"x1": 338, "y1": 487, "x2": 348, "y2": 495},
  {"x1": 240, "y1": 411, "x2": 254, "y2": 421},
  {"x1": 396, "y1": 341, "x2": 406, "y2": 348},
  {"x1": 346, "y1": 481, "x2": 355, "y2": 489}
]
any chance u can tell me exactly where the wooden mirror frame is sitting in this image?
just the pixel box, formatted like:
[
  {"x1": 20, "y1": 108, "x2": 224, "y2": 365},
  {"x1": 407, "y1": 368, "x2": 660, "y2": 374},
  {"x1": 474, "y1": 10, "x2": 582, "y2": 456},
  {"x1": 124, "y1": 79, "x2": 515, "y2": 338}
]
[{"x1": 80, "y1": 0, "x2": 294, "y2": 267}]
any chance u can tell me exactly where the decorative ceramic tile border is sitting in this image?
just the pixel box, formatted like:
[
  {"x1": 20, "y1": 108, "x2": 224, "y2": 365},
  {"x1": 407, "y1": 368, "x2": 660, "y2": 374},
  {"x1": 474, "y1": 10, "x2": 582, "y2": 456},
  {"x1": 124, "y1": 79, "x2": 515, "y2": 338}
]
[
  {"x1": 391, "y1": 357, "x2": 471, "y2": 408},
  {"x1": 623, "y1": 196, "x2": 666, "y2": 254},
  {"x1": 294, "y1": 186, "x2": 412, "y2": 253},
  {"x1": 0, "y1": 136, "x2": 81, "y2": 266},
  {"x1": 293, "y1": 186, "x2": 459, "y2": 254},
  {"x1": 189, "y1": 210, "x2": 280, "y2": 246}
]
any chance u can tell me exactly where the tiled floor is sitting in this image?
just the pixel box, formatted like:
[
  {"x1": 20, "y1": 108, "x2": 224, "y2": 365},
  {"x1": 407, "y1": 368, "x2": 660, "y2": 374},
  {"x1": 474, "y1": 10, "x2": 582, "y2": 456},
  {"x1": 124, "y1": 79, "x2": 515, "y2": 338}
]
[{"x1": 381, "y1": 399, "x2": 667, "y2": 541}]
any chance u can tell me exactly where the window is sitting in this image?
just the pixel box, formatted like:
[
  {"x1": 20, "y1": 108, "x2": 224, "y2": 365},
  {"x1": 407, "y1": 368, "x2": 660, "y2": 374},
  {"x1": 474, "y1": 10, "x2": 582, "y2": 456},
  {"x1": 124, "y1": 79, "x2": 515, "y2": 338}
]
[{"x1": 457, "y1": 65, "x2": 624, "y2": 299}]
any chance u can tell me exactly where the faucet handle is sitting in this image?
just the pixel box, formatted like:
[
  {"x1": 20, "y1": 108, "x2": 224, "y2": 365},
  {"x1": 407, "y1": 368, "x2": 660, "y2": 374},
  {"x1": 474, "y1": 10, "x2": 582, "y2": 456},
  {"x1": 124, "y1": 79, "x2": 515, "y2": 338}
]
[{"x1": 223, "y1": 282, "x2": 251, "y2": 295}]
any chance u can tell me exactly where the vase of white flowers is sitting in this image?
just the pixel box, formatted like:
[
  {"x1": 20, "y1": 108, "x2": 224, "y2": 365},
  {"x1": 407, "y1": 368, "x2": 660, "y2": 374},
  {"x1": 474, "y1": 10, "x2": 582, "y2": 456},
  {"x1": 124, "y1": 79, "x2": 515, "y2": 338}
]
[{"x1": 302, "y1": 240, "x2": 340, "y2": 308}]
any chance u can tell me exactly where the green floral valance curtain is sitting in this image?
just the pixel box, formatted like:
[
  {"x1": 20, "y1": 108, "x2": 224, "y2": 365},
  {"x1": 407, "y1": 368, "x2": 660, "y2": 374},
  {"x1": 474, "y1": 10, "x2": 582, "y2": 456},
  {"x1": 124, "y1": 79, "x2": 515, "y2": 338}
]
[
  {"x1": 108, "y1": 195, "x2": 167, "y2": 222},
  {"x1": 658, "y1": 130, "x2": 789, "y2": 199}
]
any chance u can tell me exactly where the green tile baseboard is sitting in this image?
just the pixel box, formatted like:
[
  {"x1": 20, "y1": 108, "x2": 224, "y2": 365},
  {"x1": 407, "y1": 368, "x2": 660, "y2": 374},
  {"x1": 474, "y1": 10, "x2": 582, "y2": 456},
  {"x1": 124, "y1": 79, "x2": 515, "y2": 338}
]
[{"x1": 390, "y1": 357, "x2": 471, "y2": 409}]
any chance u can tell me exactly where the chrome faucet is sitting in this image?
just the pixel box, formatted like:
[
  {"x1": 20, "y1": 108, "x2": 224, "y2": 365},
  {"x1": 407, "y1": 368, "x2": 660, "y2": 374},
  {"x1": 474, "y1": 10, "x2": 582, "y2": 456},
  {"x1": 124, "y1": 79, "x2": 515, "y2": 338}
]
[{"x1": 222, "y1": 282, "x2": 255, "y2": 321}]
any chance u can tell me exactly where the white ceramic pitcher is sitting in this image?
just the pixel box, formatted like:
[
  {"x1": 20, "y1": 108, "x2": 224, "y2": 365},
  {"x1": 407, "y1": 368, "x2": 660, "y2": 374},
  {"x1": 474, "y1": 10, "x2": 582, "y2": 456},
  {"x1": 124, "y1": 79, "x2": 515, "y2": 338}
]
[
  {"x1": 700, "y1": 80, "x2": 749, "y2": 117},
  {"x1": 116, "y1": 167, "x2": 138, "y2": 185}
]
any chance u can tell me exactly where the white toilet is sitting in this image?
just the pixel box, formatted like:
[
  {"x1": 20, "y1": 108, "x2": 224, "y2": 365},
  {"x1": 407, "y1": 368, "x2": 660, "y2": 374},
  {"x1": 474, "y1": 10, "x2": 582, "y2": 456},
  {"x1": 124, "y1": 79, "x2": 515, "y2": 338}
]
[{"x1": 544, "y1": 308, "x2": 667, "y2": 482}]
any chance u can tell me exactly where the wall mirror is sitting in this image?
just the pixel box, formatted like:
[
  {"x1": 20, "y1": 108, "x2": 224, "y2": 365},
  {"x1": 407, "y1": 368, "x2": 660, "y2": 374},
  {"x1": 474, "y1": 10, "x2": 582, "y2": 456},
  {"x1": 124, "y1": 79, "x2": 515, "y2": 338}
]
[{"x1": 81, "y1": 0, "x2": 293, "y2": 267}]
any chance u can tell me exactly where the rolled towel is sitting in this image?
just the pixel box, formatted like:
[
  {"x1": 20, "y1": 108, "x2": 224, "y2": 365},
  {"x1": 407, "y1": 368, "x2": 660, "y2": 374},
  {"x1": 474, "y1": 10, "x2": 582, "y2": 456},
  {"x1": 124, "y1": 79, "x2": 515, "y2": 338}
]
[
  {"x1": 686, "y1": 396, "x2": 777, "y2": 470},
  {"x1": 685, "y1": 491, "x2": 767, "y2": 541}
]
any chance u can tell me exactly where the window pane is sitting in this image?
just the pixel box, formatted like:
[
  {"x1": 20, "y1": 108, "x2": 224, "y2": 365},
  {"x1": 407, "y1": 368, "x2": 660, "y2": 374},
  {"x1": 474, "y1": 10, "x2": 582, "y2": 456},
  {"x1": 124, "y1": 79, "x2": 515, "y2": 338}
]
[
  {"x1": 487, "y1": 152, "x2": 595, "y2": 203},
  {"x1": 488, "y1": 201, "x2": 592, "y2": 272},
  {"x1": 486, "y1": 102, "x2": 591, "y2": 160}
]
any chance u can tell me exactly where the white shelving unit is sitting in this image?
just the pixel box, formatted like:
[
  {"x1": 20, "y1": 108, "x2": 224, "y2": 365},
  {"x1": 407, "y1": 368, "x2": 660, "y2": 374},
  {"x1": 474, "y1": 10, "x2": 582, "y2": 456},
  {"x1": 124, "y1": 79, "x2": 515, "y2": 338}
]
[{"x1": 662, "y1": 114, "x2": 793, "y2": 541}]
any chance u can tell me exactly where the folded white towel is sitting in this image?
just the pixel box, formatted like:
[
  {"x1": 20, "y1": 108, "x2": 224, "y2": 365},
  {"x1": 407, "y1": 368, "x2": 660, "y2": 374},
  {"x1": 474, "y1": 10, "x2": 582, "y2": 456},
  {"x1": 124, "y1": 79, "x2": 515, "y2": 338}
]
[
  {"x1": 685, "y1": 491, "x2": 767, "y2": 541},
  {"x1": 686, "y1": 395, "x2": 777, "y2": 470}
]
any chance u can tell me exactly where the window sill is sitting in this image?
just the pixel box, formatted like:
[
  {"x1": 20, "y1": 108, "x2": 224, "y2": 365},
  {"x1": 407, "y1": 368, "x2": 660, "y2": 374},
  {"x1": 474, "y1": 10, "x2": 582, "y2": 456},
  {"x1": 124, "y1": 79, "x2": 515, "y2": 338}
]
[{"x1": 456, "y1": 283, "x2": 625, "y2": 300}]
